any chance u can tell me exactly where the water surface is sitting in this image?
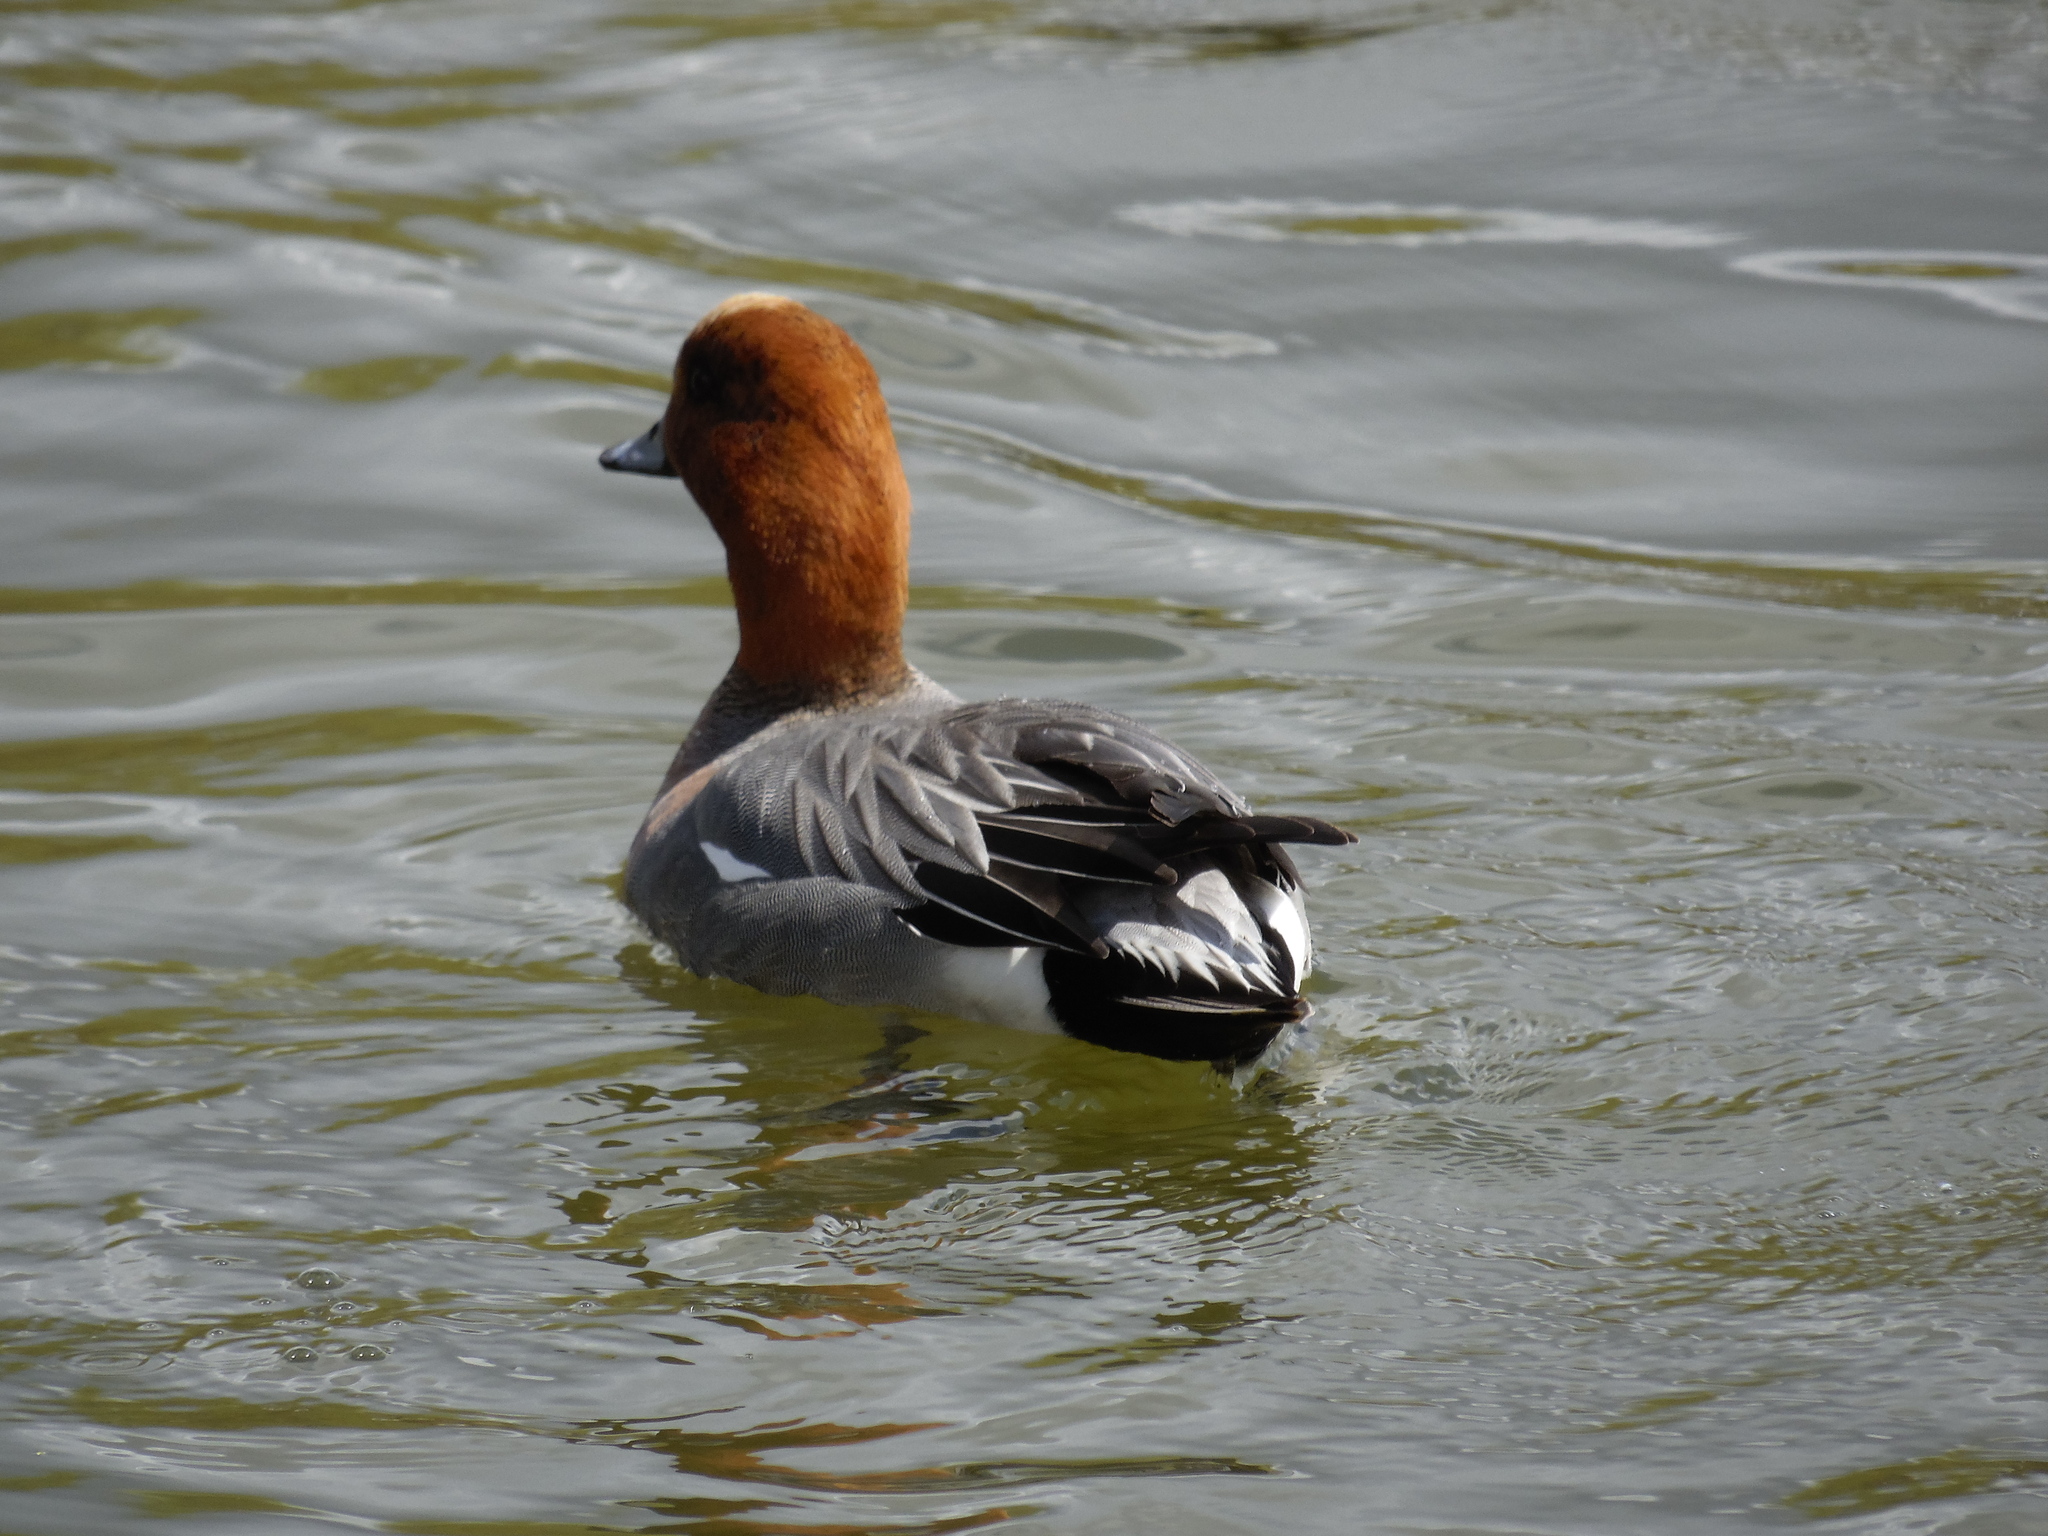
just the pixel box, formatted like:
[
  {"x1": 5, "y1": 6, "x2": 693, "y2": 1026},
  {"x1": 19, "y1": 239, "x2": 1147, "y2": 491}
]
[{"x1": 3, "y1": 0, "x2": 2046, "y2": 1531}]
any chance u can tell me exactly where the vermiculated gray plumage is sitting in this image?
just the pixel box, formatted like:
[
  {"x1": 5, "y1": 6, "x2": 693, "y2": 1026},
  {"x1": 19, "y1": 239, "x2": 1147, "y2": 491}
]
[{"x1": 625, "y1": 671, "x2": 1348, "y2": 1066}]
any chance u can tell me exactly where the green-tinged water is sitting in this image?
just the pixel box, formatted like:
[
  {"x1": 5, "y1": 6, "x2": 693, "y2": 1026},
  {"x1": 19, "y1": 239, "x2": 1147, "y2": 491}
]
[{"x1": 2, "y1": 1, "x2": 2045, "y2": 1531}]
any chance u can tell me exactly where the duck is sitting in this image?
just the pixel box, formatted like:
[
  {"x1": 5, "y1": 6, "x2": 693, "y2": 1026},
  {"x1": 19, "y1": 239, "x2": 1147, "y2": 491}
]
[{"x1": 599, "y1": 293, "x2": 1352, "y2": 1069}]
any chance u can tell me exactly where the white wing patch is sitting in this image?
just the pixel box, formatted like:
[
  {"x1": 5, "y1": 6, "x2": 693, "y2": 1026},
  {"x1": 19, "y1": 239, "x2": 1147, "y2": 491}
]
[
  {"x1": 701, "y1": 840, "x2": 772, "y2": 883},
  {"x1": 1095, "y1": 868, "x2": 1285, "y2": 995},
  {"x1": 1246, "y1": 878, "x2": 1311, "y2": 991}
]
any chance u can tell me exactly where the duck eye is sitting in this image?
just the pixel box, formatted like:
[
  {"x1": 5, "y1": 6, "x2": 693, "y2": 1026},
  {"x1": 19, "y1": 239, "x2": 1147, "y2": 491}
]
[{"x1": 686, "y1": 364, "x2": 716, "y2": 403}]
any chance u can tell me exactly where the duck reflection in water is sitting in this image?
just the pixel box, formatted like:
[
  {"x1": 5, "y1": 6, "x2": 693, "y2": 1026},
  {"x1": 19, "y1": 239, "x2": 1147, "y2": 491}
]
[{"x1": 596, "y1": 945, "x2": 1320, "y2": 1363}]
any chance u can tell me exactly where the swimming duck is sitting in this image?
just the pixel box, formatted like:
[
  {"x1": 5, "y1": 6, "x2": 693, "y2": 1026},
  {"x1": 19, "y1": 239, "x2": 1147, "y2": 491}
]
[{"x1": 601, "y1": 293, "x2": 1352, "y2": 1069}]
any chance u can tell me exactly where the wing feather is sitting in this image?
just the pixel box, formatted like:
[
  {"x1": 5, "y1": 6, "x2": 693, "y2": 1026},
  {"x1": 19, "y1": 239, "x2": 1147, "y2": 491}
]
[
  {"x1": 685, "y1": 700, "x2": 1349, "y2": 1012},
  {"x1": 661, "y1": 694, "x2": 1351, "y2": 1068},
  {"x1": 980, "y1": 817, "x2": 1173, "y2": 886}
]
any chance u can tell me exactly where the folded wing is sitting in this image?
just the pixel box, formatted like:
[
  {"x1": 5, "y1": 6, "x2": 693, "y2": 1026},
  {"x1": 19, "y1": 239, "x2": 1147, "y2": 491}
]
[{"x1": 690, "y1": 698, "x2": 1353, "y2": 1066}]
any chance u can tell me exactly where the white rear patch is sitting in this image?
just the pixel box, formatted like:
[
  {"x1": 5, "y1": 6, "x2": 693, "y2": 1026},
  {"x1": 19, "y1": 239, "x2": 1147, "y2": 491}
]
[
  {"x1": 930, "y1": 946, "x2": 1060, "y2": 1034},
  {"x1": 701, "y1": 840, "x2": 772, "y2": 883}
]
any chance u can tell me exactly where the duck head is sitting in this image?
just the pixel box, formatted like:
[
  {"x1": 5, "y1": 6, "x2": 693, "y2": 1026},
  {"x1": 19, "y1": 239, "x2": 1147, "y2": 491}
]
[{"x1": 602, "y1": 294, "x2": 913, "y2": 700}]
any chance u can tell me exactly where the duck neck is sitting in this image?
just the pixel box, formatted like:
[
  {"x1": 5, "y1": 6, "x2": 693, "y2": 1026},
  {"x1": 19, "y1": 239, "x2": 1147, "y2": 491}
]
[
  {"x1": 679, "y1": 405, "x2": 915, "y2": 711},
  {"x1": 721, "y1": 513, "x2": 910, "y2": 704}
]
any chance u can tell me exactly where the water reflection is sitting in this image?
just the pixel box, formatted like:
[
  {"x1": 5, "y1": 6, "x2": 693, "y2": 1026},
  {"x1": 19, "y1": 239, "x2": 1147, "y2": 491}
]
[
  {"x1": 589, "y1": 1408, "x2": 1273, "y2": 1510},
  {"x1": 1784, "y1": 1449, "x2": 2048, "y2": 1520},
  {"x1": 0, "y1": 307, "x2": 203, "y2": 370},
  {"x1": 1734, "y1": 248, "x2": 2048, "y2": 323},
  {"x1": 898, "y1": 414, "x2": 2048, "y2": 621},
  {"x1": 2, "y1": 60, "x2": 558, "y2": 123},
  {"x1": 1125, "y1": 197, "x2": 1735, "y2": 248}
]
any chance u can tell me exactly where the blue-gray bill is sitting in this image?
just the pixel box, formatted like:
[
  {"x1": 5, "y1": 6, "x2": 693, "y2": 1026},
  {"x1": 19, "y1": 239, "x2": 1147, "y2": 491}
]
[{"x1": 599, "y1": 422, "x2": 676, "y2": 477}]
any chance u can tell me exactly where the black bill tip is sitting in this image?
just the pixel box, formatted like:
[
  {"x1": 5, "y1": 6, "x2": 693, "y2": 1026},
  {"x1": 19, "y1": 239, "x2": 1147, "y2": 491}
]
[{"x1": 598, "y1": 421, "x2": 677, "y2": 477}]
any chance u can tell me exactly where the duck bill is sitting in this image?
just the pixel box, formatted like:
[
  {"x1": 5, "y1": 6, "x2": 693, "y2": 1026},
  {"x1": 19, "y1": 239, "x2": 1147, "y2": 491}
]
[{"x1": 598, "y1": 422, "x2": 677, "y2": 477}]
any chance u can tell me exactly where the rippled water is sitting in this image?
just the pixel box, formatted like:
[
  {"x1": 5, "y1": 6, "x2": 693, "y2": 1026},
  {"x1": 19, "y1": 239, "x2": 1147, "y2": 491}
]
[{"x1": 3, "y1": 0, "x2": 2046, "y2": 1531}]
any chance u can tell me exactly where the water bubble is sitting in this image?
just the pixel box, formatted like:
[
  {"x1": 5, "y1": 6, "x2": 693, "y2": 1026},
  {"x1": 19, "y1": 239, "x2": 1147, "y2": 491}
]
[
  {"x1": 77, "y1": 1352, "x2": 152, "y2": 1373},
  {"x1": 281, "y1": 1346, "x2": 318, "y2": 1364},
  {"x1": 294, "y1": 1269, "x2": 345, "y2": 1290},
  {"x1": 348, "y1": 1345, "x2": 387, "y2": 1362}
]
